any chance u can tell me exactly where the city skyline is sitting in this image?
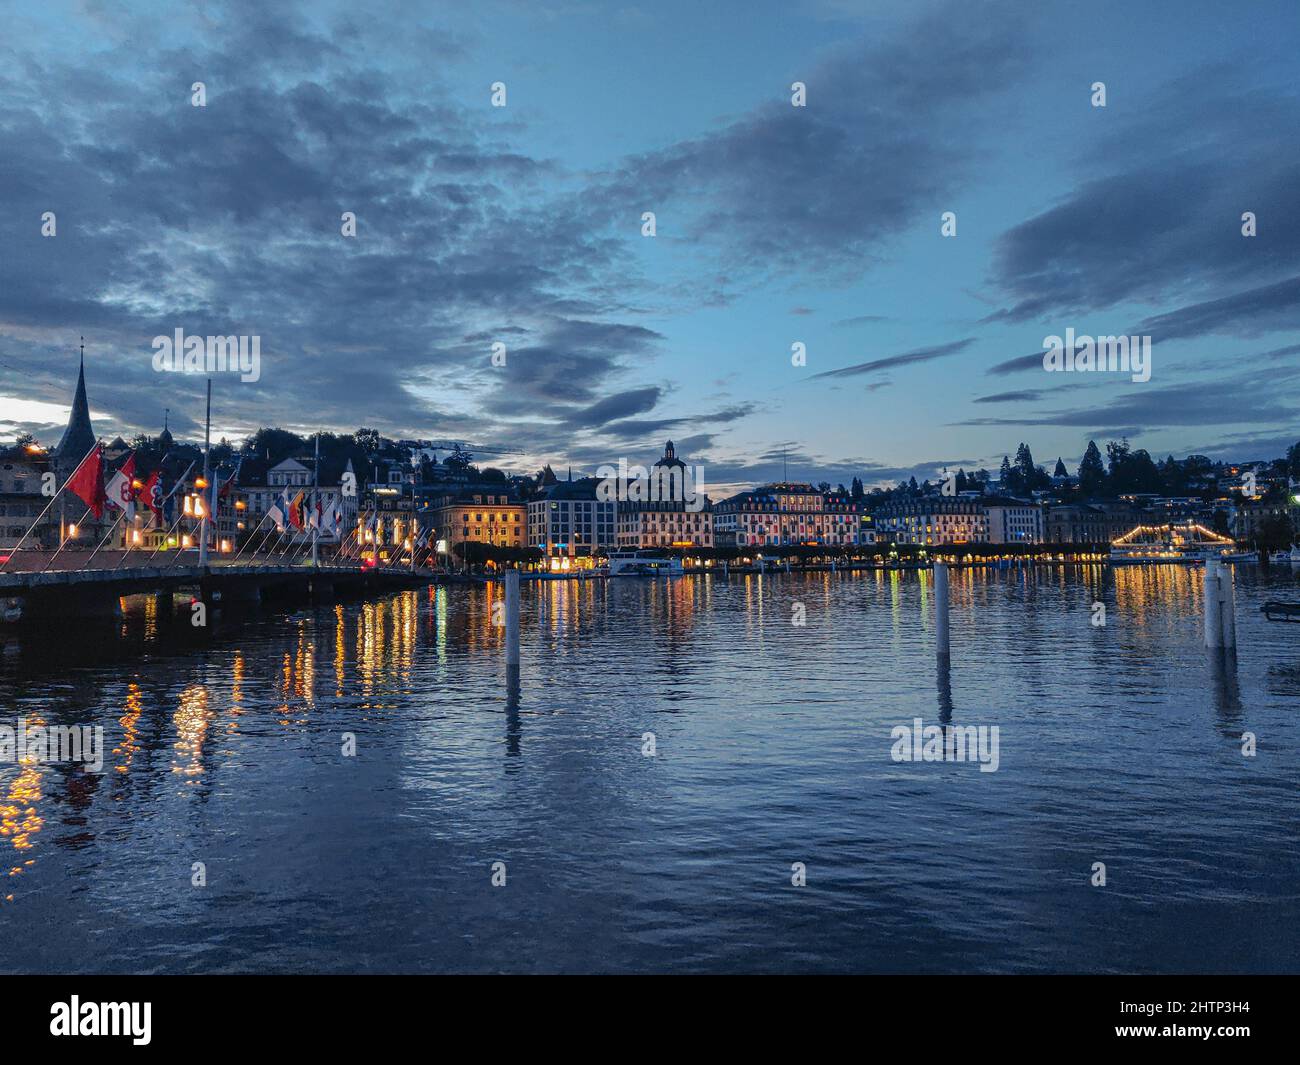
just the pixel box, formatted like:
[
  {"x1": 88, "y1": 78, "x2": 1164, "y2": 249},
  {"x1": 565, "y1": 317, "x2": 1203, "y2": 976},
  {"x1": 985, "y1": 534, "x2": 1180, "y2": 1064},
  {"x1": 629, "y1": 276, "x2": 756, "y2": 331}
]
[
  {"x1": 3, "y1": 1, "x2": 1300, "y2": 994},
  {"x1": 2, "y1": 0, "x2": 1298, "y2": 496}
]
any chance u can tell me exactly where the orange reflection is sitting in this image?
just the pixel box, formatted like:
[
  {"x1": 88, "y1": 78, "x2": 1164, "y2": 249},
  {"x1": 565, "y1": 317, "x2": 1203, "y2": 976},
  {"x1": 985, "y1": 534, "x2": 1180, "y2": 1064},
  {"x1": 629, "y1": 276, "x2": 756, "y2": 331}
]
[
  {"x1": 2, "y1": 714, "x2": 46, "y2": 895},
  {"x1": 171, "y1": 684, "x2": 212, "y2": 783},
  {"x1": 114, "y1": 683, "x2": 143, "y2": 775}
]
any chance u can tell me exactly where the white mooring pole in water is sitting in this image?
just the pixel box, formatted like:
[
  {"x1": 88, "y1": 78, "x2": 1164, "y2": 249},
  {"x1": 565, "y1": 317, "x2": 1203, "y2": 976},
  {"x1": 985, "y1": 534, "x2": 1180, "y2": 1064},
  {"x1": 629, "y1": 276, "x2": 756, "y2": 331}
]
[
  {"x1": 1203, "y1": 559, "x2": 1237, "y2": 650},
  {"x1": 1221, "y1": 564, "x2": 1238, "y2": 649},
  {"x1": 934, "y1": 560, "x2": 950, "y2": 659},
  {"x1": 504, "y1": 568, "x2": 520, "y2": 667},
  {"x1": 1203, "y1": 559, "x2": 1220, "y2": 648}
]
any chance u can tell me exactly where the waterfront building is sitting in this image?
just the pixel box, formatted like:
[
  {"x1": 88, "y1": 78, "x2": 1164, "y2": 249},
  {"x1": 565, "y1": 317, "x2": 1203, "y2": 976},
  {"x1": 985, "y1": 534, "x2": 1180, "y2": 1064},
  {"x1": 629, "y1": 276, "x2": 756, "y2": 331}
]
[
  {"x1": 614, "y1": 441, "x2": 713, "y2": 549},
  {"x1": 432, "y1": 489, "x2": 526, "y2": 551},
  {"x1": 0, "y1": 443, "x2": 56, "y2": 549},
  {"x1": 1147, "y1": 496, "x2": 1212, "y2": 520},
  {"x1": 983, "y1": 498, "x2": 1045, "y2": 544},
  {"x1": 527, "y1": 478, "x2": 617, "y2": 561},
  {"x1": 232, "y1": 455, "x2": 358, "y2": 547},
  {"x1": 617, "y1": 499, "x2": 713, "y2": 549},
  {"x1": 713, "y1": 483, "x2": 865, "y2": 547},
  {"x1": 857, "y1": 510, "x2": 878, "y2": 547},
  {"x1": 1045, "y1": 502, "x2": 1151, "y2": 544},
  {"x1": 363, "y1": 461, "x2": 412, "y2": 545},
  {"x1": 874, "y1": 497, "x2": 989, "y2": 545},
  {"x1": 824, "y1": 491, "x2": 872, "y2": 547},
  {"x1": 1230, "y1": 498, "x2": 1300, "y2": 543}
]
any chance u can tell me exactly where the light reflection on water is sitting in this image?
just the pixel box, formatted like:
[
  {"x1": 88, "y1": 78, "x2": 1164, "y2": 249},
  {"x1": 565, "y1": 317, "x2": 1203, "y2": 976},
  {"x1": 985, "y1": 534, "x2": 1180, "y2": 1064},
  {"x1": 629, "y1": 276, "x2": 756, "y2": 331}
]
[{"x1": 0, "y1": 564, "x2": 1297, "y2": 973}]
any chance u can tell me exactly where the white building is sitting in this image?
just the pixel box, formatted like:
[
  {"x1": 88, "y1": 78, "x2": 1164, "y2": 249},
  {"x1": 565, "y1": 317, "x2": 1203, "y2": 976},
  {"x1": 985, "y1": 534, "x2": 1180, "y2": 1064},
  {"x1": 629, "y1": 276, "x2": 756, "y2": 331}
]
[
  {"x1": 234, "y1": 455, "x2": 358, "y2": 545},
  {"x1": 713, "y1": 484, "x2": 867, "y2": 548},
  {"x1": 984, "y1": 499, "x2": 1045, "y2": 544}
]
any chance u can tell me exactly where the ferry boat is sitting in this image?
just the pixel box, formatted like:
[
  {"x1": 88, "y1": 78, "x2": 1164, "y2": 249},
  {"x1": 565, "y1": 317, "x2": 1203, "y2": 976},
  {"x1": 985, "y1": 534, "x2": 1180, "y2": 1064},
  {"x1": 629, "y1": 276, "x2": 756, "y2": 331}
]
[
  {"x1": 607, "y1": 550, "x2": 684, "y2": 577},
  {"x1": 1109, "y1": 522, "x2": 1249, "y2": 565}
]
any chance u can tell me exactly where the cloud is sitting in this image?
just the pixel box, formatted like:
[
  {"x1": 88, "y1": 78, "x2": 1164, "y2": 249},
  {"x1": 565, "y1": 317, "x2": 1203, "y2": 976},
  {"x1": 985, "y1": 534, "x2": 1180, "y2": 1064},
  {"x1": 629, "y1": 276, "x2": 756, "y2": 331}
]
[
  {"x1": 588, "y1": 0, "x2": 1035, "y2": 282},
  {"x1": 561, "y1": 387, "x2": 662, "y2": 429},
  {"x1": 983, "y1": 67, "x2": 1300, "y2": 338},
  {"x1": 600, "y1": 403, "x2": 756, "y2": 442},
  {"x1": 809, "y1": 337, "x2": 976, "y2": 380},
  {"x1": 955, "y1": 364, "x2": 1300, "y2": 434},
  {"x1": 973, "y1": 389, "x2": 1043, "y2": 403},
  {"x1": 1132, "y1": 276, "x2": 1300, "y2": 341}
]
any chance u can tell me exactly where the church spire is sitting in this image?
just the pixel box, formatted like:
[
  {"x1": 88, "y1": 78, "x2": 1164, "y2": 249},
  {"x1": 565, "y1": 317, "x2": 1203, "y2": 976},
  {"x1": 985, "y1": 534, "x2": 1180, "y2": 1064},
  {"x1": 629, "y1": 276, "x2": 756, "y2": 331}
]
[{"x1": 55, "y1": 337, "x2": 95, "y2": 471}]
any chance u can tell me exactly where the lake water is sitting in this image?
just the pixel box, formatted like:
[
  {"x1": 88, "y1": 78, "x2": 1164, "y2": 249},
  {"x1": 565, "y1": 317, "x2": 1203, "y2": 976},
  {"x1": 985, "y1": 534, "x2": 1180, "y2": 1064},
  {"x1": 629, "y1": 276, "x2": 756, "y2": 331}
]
[{"x1": 1, "y1": 564, "x2": 1297, "y2": 973}]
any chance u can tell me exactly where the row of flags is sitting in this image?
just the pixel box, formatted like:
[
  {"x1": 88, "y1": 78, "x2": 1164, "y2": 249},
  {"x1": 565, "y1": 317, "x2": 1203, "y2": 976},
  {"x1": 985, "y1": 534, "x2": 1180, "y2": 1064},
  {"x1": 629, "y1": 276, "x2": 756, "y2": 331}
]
[
  {"x1": 267, "y1": 485, "x2": 346, "y2": 535},
  {"x1": 63, "y1": 444, "x2": 343, "y2": 537},
  {"x1": 66, "y1": 444, "x2": 192, "y2": 523},
  {"x1": 356, "y1": 511, "x2": 430, "y2": 549}
]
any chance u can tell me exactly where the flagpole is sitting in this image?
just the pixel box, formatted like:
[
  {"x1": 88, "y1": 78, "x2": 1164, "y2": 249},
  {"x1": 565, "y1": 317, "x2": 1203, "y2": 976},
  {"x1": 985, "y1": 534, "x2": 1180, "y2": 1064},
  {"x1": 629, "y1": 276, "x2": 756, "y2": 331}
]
[
  {"x1": 198, "y1": 378, "x2": 212, "y2": 569},
  {"x1": 311, "y1": 432, "x2": 320, "y2": 569},
  {"x1": 84, "y1": 506, "x2": 130, "y2": 568},
  {"x1": 40, "y1": 506, "x2": 92, "y2": 572},
  {"x1": 231, "y1": 511, "x2": 272, "y2": 565}
]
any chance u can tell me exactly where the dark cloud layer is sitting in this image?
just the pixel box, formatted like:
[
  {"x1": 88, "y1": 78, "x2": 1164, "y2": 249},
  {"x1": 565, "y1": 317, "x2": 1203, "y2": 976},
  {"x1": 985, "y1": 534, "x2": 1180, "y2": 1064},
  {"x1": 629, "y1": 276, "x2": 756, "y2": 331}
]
[
  {"x1": 588, "y1": 2, "x2": 1035, "y2": 283},
  {"x1": 984, "y1": 69, "x2": 1300, "y2": 340}
]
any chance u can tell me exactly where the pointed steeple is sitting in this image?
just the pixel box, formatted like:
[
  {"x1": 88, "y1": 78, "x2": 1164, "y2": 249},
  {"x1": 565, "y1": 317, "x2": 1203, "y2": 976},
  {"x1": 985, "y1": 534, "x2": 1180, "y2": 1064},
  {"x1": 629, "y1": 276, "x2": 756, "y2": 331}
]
[
  {"x1": 55, "y1": 338, "x2": 95, "y2": 473},
  {"x1": 159, "y1": 408, "x2": 173, "y2": 449}
]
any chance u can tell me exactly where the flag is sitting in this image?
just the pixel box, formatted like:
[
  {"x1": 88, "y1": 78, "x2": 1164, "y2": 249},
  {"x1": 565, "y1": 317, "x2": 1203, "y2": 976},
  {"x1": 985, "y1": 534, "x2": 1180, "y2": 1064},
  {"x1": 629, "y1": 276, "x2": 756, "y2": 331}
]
[
  {"x1": 288, "y1": 490, "x2": 306, "y2": 530},
  {"x1": 140, "y1": 469, "x2": 164, "y2": 522},
  {"x1": 217, "y1": 456, "x2": 244, "y2": 511},
  {"x1": 105, "y1": 453, "x2": 137, "y2": 517},
  {"x1": 66, "y1": 443, "x2": 108, "y2": 519},
  {"x1": 307, "y1": 492, "x2": 323, "y2": 531},
  {"x1": 160, "y1": 460, "x2": 196, "y2": 524},
  {"x1": 267, "y1": 487, "x2": 290, "y2": 530}
]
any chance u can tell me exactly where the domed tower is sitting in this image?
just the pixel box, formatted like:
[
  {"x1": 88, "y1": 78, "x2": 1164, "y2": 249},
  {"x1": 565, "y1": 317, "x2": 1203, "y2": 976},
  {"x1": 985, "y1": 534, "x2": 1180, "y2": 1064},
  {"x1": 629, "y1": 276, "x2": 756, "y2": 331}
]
[
  {"x1": 158, "y1": 409, "x2": 174, "y2": 451},
  {"x1": 654, "y1": 440, "x2": 685, "y2": 471}
]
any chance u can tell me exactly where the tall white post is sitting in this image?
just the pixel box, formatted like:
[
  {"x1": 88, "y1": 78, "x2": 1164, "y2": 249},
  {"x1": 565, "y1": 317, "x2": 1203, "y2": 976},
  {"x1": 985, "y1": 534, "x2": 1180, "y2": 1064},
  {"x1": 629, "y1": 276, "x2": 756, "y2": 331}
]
[
  {"x1": 1203, "y1": 559, "x2": 1222, "y2": 648},
  {"x1": 504, "y1": 568, "x2": 520, "y2": 667},
  {"x1": 934, "y1": 561, "x2": 950, "y2": 659},
  {"x1": 1218, "y1": 561, "x2": 1237, "y2": 650},
  {"x1": 310, "y1": 432, "x2": 320, "y2": 569}
]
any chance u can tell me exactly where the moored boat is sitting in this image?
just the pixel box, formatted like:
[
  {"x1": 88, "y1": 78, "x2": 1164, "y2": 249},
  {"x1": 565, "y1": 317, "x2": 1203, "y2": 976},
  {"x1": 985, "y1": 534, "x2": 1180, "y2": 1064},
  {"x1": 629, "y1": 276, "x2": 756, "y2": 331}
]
[
  {"x1": 1109, "y1": 521, "x2": 1248, "y2": 565},
  {"x1": 607, "y1": 551, "x2": 683, "y2": 577}
]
